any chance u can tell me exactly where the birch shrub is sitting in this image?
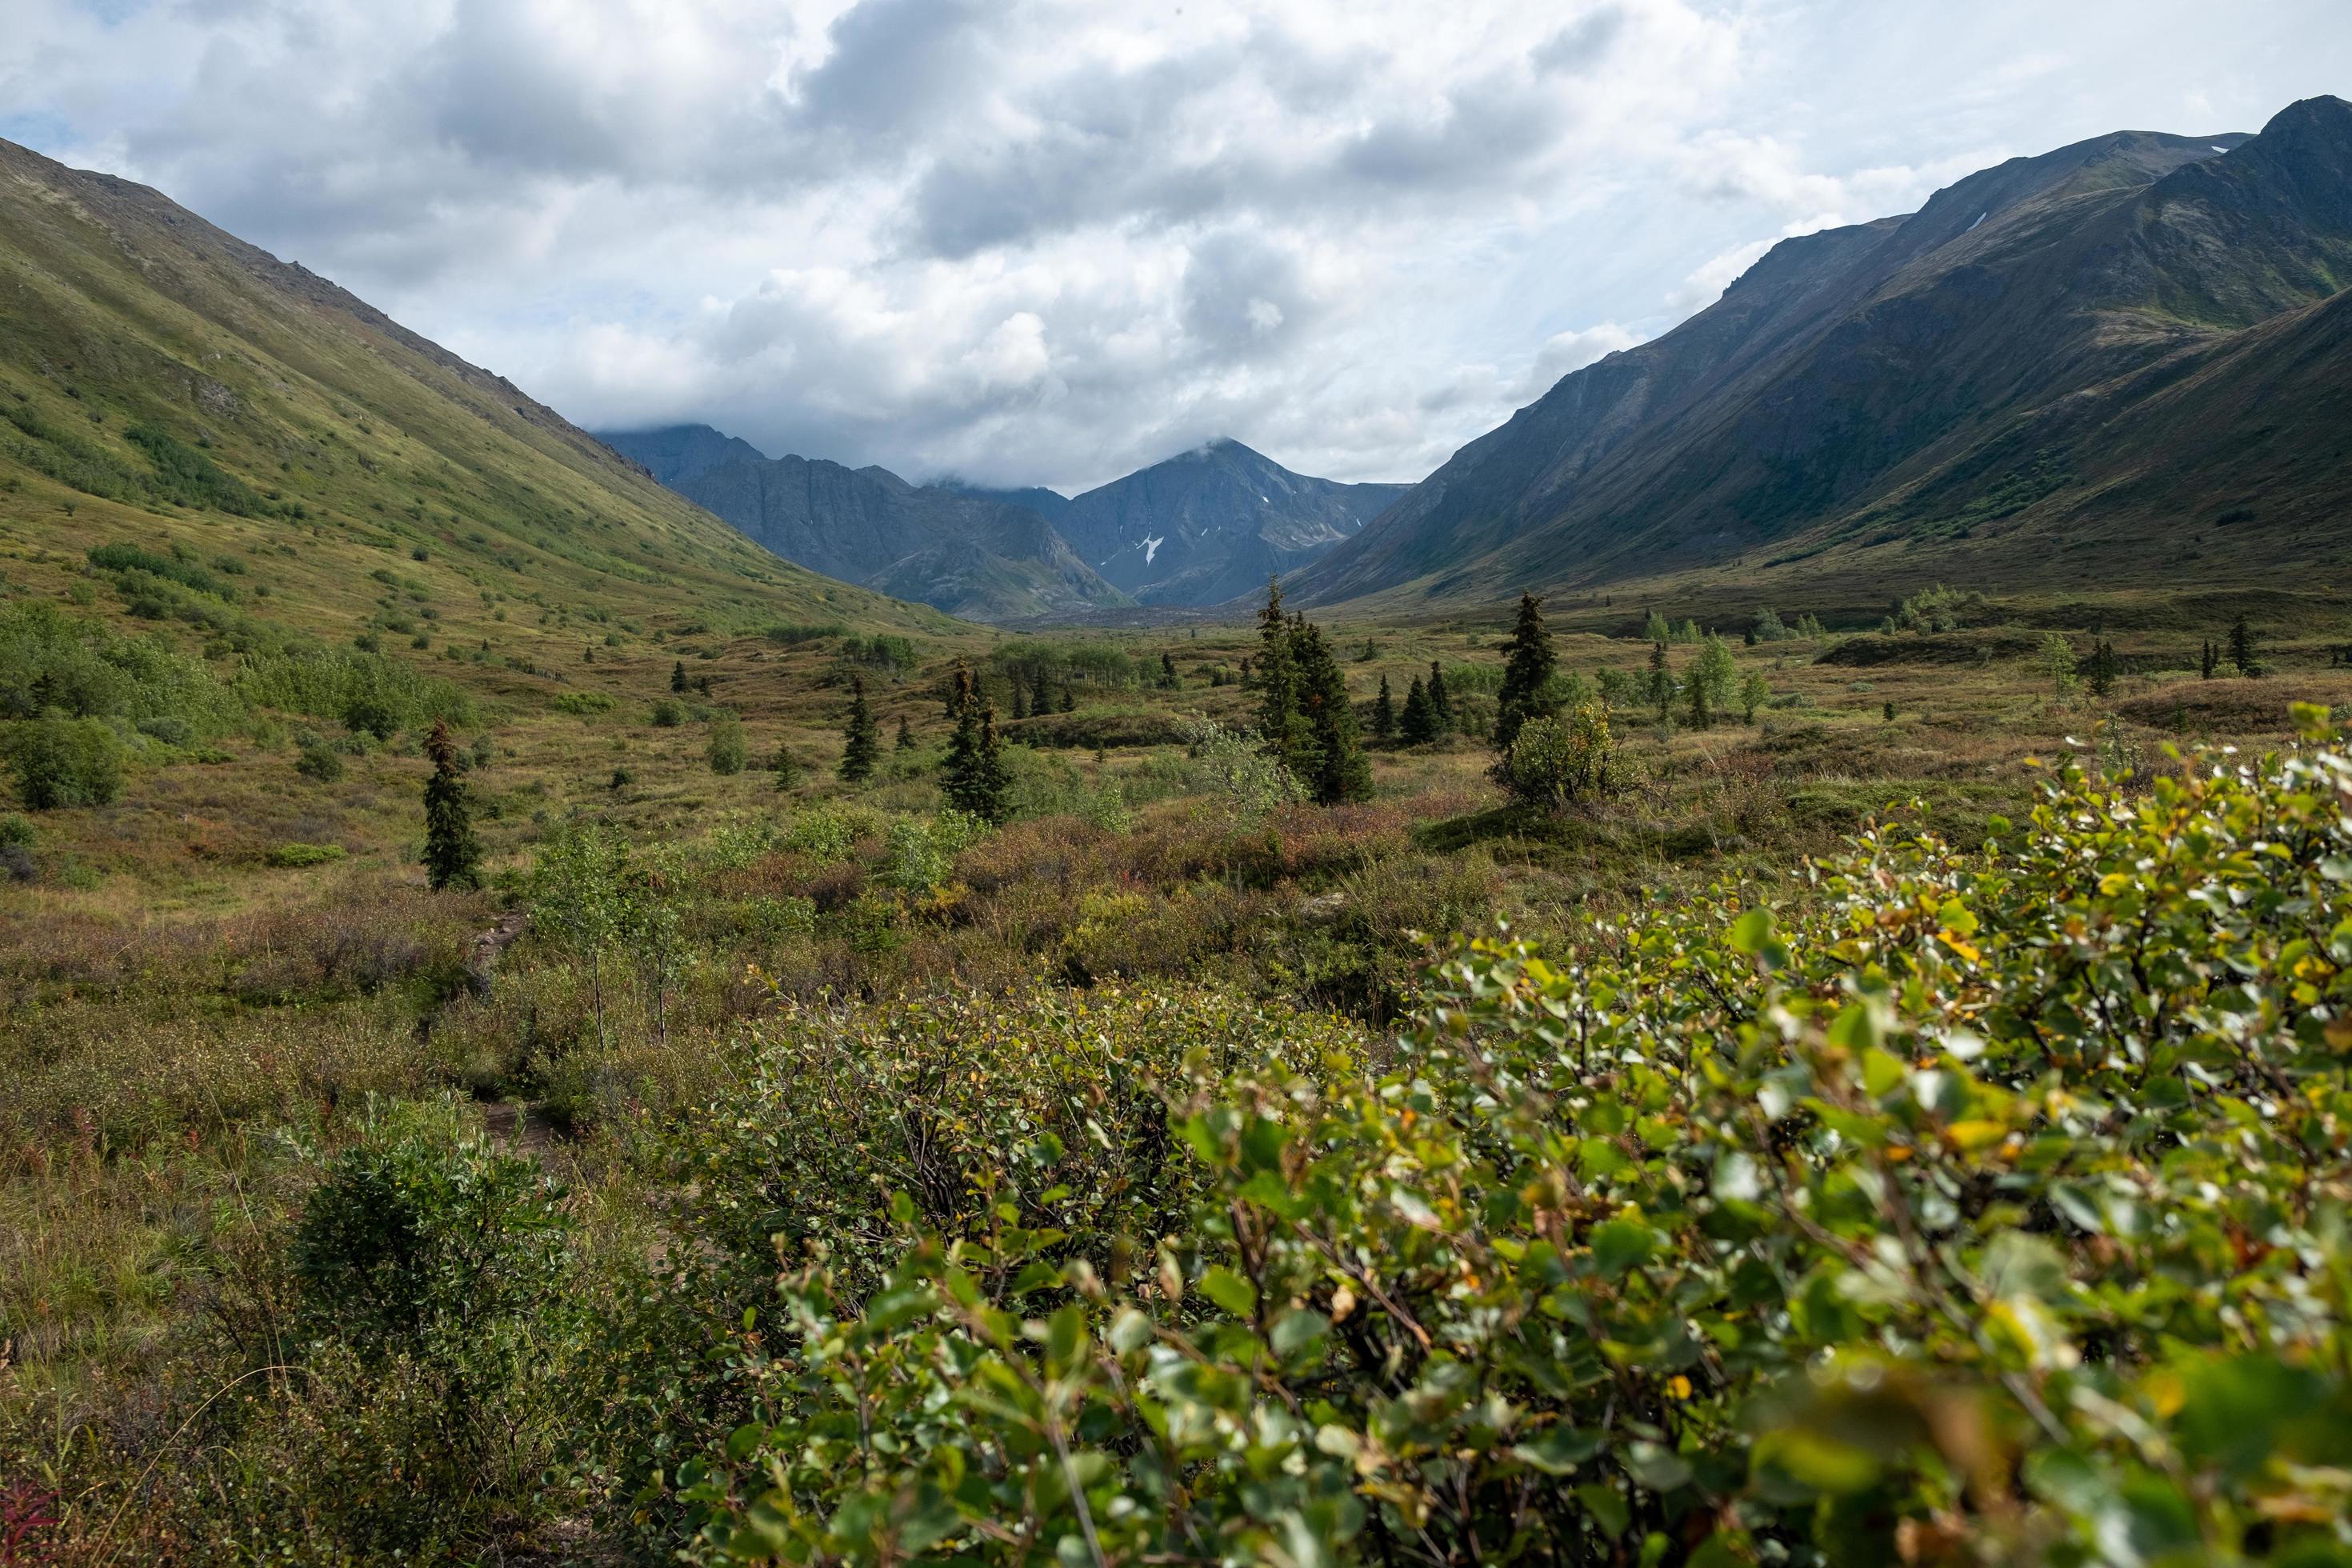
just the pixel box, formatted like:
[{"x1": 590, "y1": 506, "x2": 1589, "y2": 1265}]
[{"x1": 674, "y1": 714, "x2": 2352, "y2": 1566}]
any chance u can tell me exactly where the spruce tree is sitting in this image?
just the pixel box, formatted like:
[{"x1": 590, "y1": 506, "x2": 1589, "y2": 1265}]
[
  {"x1": 670, "y1": 660, "x2": 687, "y2": 694},
  {"x1": 1648, "y1": 641, "x2": 1673, "y2": 723},
  {"x1": 1426, "y1": 661, "x2": 1453, "y2": 735},
  {"x1": 2201, "y1": 639, "x2": 2219, "y2": 680},
  {"x1": 772, "y1": 742, "x2": 802, "y2": 791},
  {"x1": 422, "y1": 718, "x2": 481, "y2": 891},
  {"x1": 942, "y1": 674, "x2": 1010, "y2": 822},
  {"x1": 1372, "y1": 674, "x2": 1396, "y2": 742},
  {"x1": 2229, "y1": 615, "x2": 2256, "y2": 676},
  {"x1": 838, "y1": 677, "x2": 879, "y2": 782},
  {"x1": 1012, "y1": 680, "x2": 1030, "y2": 721},
  {"x1": 1494, "y1": 590, "x2": 1558, "y2": 752},
  {"x1": 1255, "y1": 580, "x2": 1317, "y2": 774},
  {"x1": 1058, "y1": 685, "x2": 1075, "y2": 714},
  {"x1": 2084, "y1": 639, "x2": 2122, "y2": 698},
  {"x1": 1400, "y1": 677, "x2": 1435, "y2": 745},
  {"x1": 1161, "y1": 652, "x2": 1179, "y2": 690},
  {"x1": 1686, "y1": 666, "x2": 1711, "y2": 730},
  {"x1": 1294, "y1": 621, "x2": 1372, "y2": 804},
  {"x1": 896, "y1": 716, "x2": 916, "y2": 750}
]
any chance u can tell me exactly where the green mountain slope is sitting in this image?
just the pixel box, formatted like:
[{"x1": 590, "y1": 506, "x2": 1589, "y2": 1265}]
[
  {"x1": 1289, "y1": 96, "x2": 2352, "y2": 615},
  {"x1": 0, "y1": 136, "x2": 950, "y2": 684}
]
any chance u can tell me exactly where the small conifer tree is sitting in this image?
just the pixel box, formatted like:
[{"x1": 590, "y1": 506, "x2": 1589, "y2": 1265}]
[
  {"x1": 896, "y1": 716, "x2": 916, "y2": 750},
  {"x1": 2201, "y1": 639, "x2": 2219, "y2": 680},
  {"x1": 2084, "y1": 639, "x2": 2122, "y2": 698},
  {"x1": 670, "y1": 660, "x2": 687, "y2": 694},
  {"x1": 1426, "y1": 661, "x2": 1453, "y2": 734},
  {"x1": 422, "y1": 718, "x2": 481, "y2": 891},
  {"x1": 1294, "y1": 621, "x2": 1371, "y2": 805},
  {"x1": 2229, "y1": 615, "x2": 2256, "y2": 676},
  {"x1": 1493, "y1": 591, "x2": 1558, "y2": 752},
  {"x1": 1372, "y1": 674, "x2": 1396, "y2": 742},
  {"x1": 838, "y1": 677, "x2": 879, "y2": 782},
  {"x1": 942, "y1": 670, "x2": 1010, "y2": 822},
  {"x1": 1400, "y1": 676, "x2": 1436, "y2": 745}
]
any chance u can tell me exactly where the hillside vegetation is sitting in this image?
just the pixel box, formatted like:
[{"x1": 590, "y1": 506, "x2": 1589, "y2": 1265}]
[{"x1": 6, "y1": 123, "x2": 2352, "y2": 1568}]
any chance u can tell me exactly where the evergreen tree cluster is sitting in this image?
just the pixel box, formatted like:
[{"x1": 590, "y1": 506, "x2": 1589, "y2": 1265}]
[
  {"x1": 1252, "y1": 580, "x2": 1371, "y2": 806},
  {"x1": 940, "y1": 660, "x2": 1010, "y2": 822}
]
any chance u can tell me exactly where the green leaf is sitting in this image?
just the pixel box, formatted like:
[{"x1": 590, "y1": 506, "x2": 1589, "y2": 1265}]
[
  {"x1": 1592, "y1": 1218, "x2": 1654, "y2": 1279},
  {"x1": 1729, "y1": 908, "x2": 1772, "y2": 956},
  {"x1": 1198, "y1": 1265, "x2": 1258, "y2": 1318},
  {"x1": 1513, "y1": 1426, "x2": 1602, "y2": 1475}
]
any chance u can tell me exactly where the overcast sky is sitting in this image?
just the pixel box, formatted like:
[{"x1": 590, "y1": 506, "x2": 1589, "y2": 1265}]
[{"x1": 6, "y1": 2, "x2": 2350, "y2": 493}]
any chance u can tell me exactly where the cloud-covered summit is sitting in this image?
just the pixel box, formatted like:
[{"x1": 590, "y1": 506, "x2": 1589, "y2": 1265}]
[{"x1": 6, "y1": 0, "x2": 2346, "y2": 492}]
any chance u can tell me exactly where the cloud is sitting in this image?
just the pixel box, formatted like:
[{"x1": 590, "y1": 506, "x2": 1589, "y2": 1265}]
[{"x1": 5, "y1": 0, "x2": 2343, "y2": 493}]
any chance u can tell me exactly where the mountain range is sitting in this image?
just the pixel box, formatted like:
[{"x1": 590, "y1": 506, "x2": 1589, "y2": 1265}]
[
  {"x1": 1288, "y1": 94, "x2": 2352, "y2": 619},
  {"x1": 6, "y1": 96, "x2": 2350, "y2": 648},
  {"x1": 602, "y1": 426, "x2": 1406, "y2": 622}
]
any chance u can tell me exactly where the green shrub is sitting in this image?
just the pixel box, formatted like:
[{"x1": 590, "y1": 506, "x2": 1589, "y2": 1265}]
[
  {"x1": 680, "y1": 717, "x2": 2352, "y2": 1565},
  {"x1": 0, "y1": 810, "x2": 35, "y2": 848},
  {"x1": 122, "y1": 422, "x2": 269, "y2": 515},
  {"x1": 650, "y1": 698, "x2": 685, "y2": 728},
  {"x1": 268, "y1": 842, "x2": 348, "y2": 867},
  {"x1": 780, "y1": 806, "x2": 875, "y2": 862},
  {"x1": 554, "y1": 690, "x2": 615, "y2": 716},
  {"x1": 278, "y1": 1105, "x2": 577, "y2": 1555},
  {"x1": 0, "y1": 599, "x2": 238, "y2": 731},
  {"x1": 1493, "y1": 702, "x2": 1618, "y2": 810},
  {"x1": 237, "y1": 646, "x2": 471, "y2": 734},
  {"x1": 878, "y1": 810, "x2": 986, "y2": 894},
  {"x1": 2, "y1": 713, "x2": 126, "y2": 808},
  {"x1": 706, "y1": 710, "x2": 747, "y2": 775},
  {"x1": 294, "y1": 736, "x2": 346, "y2": 782},
  {"x1": 87, "y1": 540, "x2": 238, "y2": 598}
]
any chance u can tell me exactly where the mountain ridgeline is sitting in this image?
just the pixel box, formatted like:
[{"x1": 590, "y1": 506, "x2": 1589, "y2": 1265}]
[
  {"x1": 602, "y1": 427, "x2": 1407, "y2": 622},
  {"x1": 0, "y1": 138, "x2": 938, "y2": 653},
  {"x1": 1286, "y1": 95, "x2": 2352, "y2": 619}
]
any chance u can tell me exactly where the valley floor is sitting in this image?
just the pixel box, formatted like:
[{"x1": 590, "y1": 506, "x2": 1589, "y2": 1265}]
[{"x1": 3, "y1": 599, "x2": 2346, "y2": 1562}]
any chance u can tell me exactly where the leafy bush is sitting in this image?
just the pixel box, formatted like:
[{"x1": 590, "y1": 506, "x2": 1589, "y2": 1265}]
[
  {"x1": 1176, "y1": 714, "x2": 1298, "y2": 819},
  {"x1": 237, "y1": 646, "x2": 472, "y2": 734},
  {"x1": 878, "y1": 810, "x2": 987, "y2": 894},
  {"x1": 707, "y1": 710, "x2": 747, "y2": 775},
  {"x1": 781, "y1": 806, "x2": 878, "y2": 862},
  {"x1": 282, "y1": 1105, "x2": 577, "y2": 1555},
  {"x1": 840, "y1": 634, "x2": 921, "y2": 676},
  {"x1": 650, "y1": 698, "x2": 685, "y2": 727},
  {"x1": 2, "y1": 714, "x2": 126, "y2": 809},
  {"x1": 294, "y1": 734, "x2": 346, "y2": 782},
  {"x1": 1494, "y1": 702, "x2": 1618, "y2": 810},
  {"x1": 0, "y1": 599, "x2": 238, "y2": 730},
  {"x1": 763, "y1": 621, "x2": 848, "y2": 646},
  {"x1": 269, "y1": 842, "x2": 348, "y2": 867},
  {"x1": 87, "y1": 541, "x2": 238, "y2": 599},
  {"x1": 554, "y1": 690, "x2": 615, "y2": 716},
  {"x1": 679, "y1": 719, "x2": 2352, "y2": 1565},
  {"x1": 122, "y1": 422, "x2": 269, "y2": 515}
]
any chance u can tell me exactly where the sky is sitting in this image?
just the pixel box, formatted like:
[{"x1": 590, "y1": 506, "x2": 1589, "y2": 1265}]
[{"x1": 5, "y1": 2, "x2": 2350, "y2": 494}]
